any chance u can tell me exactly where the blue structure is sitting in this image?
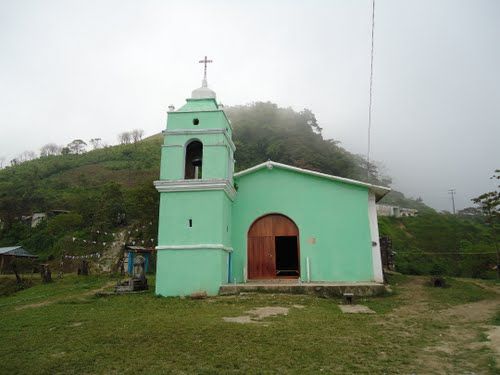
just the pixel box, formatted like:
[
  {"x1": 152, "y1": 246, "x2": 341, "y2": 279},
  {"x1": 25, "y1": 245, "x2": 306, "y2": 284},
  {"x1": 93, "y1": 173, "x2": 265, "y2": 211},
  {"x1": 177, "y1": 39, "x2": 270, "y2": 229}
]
[{"x1": 125, "y1": 246, "x2": 154, "y2": 274}]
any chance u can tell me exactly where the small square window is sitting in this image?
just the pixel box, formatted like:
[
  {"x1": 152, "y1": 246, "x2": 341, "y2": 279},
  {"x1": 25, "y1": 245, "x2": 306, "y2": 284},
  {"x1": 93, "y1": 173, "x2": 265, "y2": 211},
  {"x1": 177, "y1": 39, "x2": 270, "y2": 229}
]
[{"x1": 193, "y1": 118, "x2": 199, "y2": 125}]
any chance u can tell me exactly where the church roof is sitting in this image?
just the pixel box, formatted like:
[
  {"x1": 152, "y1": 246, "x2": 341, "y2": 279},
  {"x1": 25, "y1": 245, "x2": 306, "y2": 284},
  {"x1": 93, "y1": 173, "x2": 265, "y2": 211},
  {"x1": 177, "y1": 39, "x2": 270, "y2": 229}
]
[{"x1": 234, "y1": 161, "x2": 391, "y2": 201}]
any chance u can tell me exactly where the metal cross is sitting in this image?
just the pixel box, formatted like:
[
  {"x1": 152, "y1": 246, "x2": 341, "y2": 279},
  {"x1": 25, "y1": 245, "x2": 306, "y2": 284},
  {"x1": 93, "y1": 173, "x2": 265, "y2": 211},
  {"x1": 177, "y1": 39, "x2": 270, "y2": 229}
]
[{"x1": 198, "y1": 56, "x2": 213, "y2": 82}]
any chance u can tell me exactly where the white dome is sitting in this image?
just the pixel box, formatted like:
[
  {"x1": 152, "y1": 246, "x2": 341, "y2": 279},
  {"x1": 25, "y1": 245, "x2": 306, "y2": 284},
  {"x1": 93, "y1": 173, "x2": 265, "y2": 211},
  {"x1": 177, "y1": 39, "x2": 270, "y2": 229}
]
[
  {"x1": 191, "y1": 78, "x2": 216, "y2": 99},
  {"x1": 191, "y1": 86, "x2": 216, "y2": 99}
]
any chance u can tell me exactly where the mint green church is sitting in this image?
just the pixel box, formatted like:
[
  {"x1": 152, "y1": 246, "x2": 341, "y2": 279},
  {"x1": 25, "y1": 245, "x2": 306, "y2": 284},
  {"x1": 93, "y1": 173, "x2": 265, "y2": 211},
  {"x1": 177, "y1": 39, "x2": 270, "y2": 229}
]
[{"x1": 154, "y1": 62, "x2": 390, "y2": 296}]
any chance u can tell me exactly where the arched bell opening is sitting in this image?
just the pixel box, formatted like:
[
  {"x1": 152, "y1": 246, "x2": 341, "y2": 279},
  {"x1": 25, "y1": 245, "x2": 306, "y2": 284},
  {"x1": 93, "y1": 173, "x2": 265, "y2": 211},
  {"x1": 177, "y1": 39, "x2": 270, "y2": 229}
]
[
  {"x1": 247, "y1": 213, "x2": 300, "y2": 280},
  {"x1": 184, "y1": 140, "x2": 203, "y2": 179}
]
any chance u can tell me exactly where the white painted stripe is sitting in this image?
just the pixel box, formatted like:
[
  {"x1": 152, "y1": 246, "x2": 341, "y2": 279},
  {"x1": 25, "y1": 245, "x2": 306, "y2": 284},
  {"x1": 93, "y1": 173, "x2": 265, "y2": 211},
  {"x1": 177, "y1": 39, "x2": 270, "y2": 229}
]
[
  {"x1": 156, "y1": 244, "x2": 233, "y2": 252},
  {"x1": 153, "y1": 179, "x2": 236, "y2": 200}
]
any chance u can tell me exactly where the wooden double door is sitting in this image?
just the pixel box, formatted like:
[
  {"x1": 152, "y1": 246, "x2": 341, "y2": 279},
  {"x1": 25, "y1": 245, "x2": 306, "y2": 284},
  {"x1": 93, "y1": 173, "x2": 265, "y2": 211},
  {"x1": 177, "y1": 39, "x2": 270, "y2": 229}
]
[{"x1": 247, "y1": 214, "x2": 299, "y2": 279}]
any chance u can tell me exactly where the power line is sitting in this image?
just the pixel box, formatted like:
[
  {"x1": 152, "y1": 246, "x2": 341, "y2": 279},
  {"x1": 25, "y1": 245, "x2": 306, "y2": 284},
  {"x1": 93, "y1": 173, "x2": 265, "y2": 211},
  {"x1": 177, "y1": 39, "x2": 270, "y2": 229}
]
[{"x1": 367, "y1": 0, "x2": 376, "y2": 178}]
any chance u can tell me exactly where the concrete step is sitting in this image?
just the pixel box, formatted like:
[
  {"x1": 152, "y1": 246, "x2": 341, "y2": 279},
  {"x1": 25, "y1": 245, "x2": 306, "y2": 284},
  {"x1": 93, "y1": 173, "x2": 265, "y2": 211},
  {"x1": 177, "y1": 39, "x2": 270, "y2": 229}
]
[{"x1": 219, "y1": 282, "x2": 387, "y2": 298}]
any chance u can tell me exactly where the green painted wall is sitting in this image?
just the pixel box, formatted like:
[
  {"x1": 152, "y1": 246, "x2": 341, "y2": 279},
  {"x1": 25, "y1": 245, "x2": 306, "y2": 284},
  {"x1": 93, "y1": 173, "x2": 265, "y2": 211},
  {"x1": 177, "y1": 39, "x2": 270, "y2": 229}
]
[
  {"x1": 158, "y1": 190, "x2": 231, "y2": 246},
  {"x1": 156, "y1": 184, "x2": 233, "y2": 297},
  {"x1": 231, "y1": 167, "x2": 374, "y2": 283},
  {"x1": 156, "y1": 249, "x2": 228, "y2": 296}
]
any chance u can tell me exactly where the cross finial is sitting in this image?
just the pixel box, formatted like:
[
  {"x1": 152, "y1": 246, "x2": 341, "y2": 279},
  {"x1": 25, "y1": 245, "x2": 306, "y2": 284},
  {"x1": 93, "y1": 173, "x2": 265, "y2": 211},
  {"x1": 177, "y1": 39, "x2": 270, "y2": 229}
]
[{"x1": 198, "y1": 55, "x2": 213, "y2": 87}]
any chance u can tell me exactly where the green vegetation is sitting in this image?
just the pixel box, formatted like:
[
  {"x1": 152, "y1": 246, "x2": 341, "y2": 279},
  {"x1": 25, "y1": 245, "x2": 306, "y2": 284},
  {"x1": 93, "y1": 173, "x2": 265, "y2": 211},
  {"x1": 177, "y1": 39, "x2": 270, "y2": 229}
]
[
  {"x1": 424, "y1": 278, "x2": 496, "y2": 306},
  {"x1": 0, "y1": 274, "x2": 497, "y2": 374},
  {"x1": 379, "y1": 212, "x2": 498, "y2": 278}
]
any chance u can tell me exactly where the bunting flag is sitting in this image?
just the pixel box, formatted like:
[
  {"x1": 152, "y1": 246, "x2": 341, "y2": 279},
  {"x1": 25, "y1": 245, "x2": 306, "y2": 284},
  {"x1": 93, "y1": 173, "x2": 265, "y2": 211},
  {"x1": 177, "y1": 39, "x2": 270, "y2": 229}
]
[
  {"x1": 64, "y1": 252, "x2": 101, "y2": 260},
  {"x1": 68, "y1": 222, "x2": 156, "y2": 247}
]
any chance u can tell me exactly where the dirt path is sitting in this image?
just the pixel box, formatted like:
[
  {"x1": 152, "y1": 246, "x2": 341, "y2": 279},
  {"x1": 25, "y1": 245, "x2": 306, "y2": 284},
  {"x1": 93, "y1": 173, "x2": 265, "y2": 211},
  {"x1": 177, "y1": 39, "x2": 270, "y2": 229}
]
[
  {"x1": 382, "y1": 277, "x2": 500, "y2": 374},
  {"x1": 15, "y1": 281, "x2": 116, "y2": 311}
]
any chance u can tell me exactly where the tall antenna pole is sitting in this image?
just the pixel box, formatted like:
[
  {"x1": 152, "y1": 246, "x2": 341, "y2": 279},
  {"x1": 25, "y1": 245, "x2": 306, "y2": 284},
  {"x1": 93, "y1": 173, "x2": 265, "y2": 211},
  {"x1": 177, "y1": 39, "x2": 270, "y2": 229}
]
[
  {"x1": 367, "y1": 0, "x2": 376, "y2": 179},
  {"x1": 448, "y1": 189, "x2": 456, "y2": 214}
]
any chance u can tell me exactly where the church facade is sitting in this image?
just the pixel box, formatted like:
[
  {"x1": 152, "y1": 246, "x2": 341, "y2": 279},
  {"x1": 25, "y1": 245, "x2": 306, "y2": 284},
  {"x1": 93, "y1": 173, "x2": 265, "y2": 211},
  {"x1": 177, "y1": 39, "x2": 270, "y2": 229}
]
[{"x1": 154, "y1": 70, "x2": 390, "y2": 297}]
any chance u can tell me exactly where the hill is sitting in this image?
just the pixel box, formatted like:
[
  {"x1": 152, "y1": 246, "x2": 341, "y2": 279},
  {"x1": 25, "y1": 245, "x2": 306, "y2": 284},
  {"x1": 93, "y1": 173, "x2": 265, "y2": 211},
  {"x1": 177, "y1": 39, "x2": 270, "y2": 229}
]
[
  {"x1": 0, "y1": 102, "x2": 435, "y2": 260},
  {"x1": 379, "y1": 212, "x2": 497, "y2": 279}
]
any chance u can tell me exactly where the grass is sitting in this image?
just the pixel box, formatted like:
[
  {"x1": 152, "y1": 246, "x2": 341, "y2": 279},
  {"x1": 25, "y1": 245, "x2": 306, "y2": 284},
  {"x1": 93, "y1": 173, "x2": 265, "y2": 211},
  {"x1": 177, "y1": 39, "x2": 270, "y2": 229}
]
[
  {"x1": 424, "y1": 277, "x2": 497, "y2": 307},
  {"x1": 0, "y1": 274, "x2": 498, "y2": 374}
]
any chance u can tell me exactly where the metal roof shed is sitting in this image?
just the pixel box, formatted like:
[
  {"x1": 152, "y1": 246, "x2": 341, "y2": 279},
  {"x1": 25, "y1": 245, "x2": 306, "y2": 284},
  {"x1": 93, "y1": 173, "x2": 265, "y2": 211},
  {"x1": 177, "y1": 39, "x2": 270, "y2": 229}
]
[
  {"x1": 0, "y1": 246, "x2": 37, "y2": 258},
  {"x1": 0, "y1": 246, "x2": 37, "y2": 273}
]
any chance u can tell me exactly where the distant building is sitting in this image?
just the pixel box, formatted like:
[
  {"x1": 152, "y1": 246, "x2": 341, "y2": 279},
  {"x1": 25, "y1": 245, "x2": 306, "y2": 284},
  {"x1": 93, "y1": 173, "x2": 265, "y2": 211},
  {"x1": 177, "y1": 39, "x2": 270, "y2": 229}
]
[
  {"x1": 377, "y1": 204, "x2": 418, "y2": 218},
  {"x1": 31, "y1": 213, "x2": 47, "y2": 228},
  {"x1": 21, "y1": 209, "x2": 71, "y2": 228}
]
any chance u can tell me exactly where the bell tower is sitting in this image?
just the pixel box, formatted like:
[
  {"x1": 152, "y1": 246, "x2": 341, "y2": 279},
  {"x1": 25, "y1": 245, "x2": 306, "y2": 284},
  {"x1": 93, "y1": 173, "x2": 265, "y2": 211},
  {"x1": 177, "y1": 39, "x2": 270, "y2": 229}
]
[{"x1": 154, "y1": 57, "x2": 235, "y2": 296}]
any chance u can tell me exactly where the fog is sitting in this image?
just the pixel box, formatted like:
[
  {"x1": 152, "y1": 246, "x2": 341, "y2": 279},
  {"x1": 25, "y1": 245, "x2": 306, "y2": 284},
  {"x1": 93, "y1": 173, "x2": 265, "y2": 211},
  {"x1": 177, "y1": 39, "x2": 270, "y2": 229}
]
[{"x1": 0, "y1": 0, "x2": 498, "y2": 211}]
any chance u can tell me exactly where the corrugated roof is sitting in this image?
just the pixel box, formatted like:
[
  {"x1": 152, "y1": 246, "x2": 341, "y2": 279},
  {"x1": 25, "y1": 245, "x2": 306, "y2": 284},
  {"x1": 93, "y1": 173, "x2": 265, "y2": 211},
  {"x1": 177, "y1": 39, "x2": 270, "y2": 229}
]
[{"x1": 0, "y1": 246, "x2": 37, "y2": 258}]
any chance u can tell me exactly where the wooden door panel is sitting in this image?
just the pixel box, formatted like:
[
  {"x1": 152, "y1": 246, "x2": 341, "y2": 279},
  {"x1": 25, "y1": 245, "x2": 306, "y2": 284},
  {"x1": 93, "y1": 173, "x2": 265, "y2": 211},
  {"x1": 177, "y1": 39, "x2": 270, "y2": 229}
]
[
  {"x1": 248, "y1": 215, "x2": 273, "y2": 236},
  {"x1": 248, "y1": 236, "x2": 275, "y2": 279},
  {"x1": 272, "y1": 215, "x2": 299, "y2": 236}
]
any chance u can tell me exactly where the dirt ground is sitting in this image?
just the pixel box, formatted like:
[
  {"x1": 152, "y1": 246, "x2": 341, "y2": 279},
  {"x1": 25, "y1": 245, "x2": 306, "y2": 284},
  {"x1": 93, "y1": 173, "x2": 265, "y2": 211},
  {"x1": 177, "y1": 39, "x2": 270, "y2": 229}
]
[
  {"x1": 14, "y1": 281, "x2": 116, "y2": 311},
  {"x1": 381, "y1": 277, "x2": 500, "y2": 374}
]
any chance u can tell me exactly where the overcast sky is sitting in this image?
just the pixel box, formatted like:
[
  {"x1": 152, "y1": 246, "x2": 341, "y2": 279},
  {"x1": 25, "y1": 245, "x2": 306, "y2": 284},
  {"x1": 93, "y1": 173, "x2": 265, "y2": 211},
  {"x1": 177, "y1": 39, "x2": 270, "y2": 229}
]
[{"x1": 0, "y1": 0, "x2": 498, "y2": 211}]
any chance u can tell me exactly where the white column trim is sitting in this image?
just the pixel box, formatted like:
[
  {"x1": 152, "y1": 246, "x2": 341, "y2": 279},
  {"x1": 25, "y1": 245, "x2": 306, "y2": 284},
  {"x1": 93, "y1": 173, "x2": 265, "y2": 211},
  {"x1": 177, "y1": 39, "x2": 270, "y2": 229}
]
[
  {"x1": 368, "y1": 192, "x2": 384, "y2": 283},
  {"x1": 156, "y1": 244, "x2": 233, "y2": 252},
  {"x1": 154, "y1": 179, "x2": 236, "y2": 200}
]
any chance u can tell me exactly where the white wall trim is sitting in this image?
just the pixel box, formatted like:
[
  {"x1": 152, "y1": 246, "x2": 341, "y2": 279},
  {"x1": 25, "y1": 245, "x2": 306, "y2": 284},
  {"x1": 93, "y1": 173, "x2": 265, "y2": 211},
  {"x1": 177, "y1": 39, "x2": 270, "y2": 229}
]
[
  {"x1": 368, "y1": 192, "x2": 384, "y2": 283},
  {"x1": 164, "y1": 128, "x2": 235, "y2": 152},
  {"x1": 156, "y1": 244, "x2": 233, "y2": 252},
  {"x1": 154, "y1": 179, "x2": 236, "y2": 200}
]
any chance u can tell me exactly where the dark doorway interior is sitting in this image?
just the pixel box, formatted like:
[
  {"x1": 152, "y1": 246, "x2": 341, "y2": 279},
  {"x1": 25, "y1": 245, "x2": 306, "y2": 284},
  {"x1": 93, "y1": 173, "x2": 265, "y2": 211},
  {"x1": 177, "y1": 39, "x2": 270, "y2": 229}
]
[
  {"x1": 275, "y1": 236, "x2": 299, "y2": 277},
  {"x1": 185, "y1": 140, "x2": 203, "y2": 179}
]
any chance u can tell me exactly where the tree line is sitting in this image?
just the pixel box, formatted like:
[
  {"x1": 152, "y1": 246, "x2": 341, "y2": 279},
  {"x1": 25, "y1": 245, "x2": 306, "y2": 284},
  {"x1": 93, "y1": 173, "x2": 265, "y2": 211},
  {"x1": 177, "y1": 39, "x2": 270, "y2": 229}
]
[{"x1": 2, "y1": 129, "x2": 145, "y2": 168}]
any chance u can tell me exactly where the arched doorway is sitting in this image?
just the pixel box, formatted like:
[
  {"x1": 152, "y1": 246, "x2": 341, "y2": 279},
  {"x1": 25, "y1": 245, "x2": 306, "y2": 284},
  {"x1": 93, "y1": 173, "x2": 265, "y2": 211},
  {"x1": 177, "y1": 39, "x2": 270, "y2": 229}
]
[{"x1": 247, "y1": 214, "x2": 300, "y2": 279}]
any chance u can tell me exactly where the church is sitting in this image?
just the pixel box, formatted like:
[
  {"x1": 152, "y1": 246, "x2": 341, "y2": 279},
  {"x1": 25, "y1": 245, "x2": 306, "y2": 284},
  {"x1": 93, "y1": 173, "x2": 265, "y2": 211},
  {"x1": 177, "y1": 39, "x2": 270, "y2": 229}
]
[{"x1": 154, "y1": 59, "x2": 390, "y2": 296}]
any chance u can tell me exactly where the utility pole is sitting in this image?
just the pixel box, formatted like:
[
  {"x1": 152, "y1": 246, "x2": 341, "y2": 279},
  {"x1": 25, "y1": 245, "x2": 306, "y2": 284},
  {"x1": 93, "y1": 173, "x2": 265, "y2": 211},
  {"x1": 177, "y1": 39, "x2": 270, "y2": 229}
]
[{"x1": 448, "y1": 189, "x2": 456, "y2": 214}]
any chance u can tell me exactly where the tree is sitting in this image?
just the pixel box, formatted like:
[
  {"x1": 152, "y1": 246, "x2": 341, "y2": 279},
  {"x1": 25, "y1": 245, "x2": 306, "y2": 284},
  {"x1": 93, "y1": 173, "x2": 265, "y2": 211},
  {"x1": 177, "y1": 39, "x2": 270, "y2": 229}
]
[
  {"x1": 67, "y1": 139, "x2": 87, "y2": 154},
  {"x1": 40, "y1": 143, "x2": 62, "y2": 157},
  {"x1": 472, "y1": 169, "x2": 500, "y2": 278},
  {"x1": 89, "y1": 138, "x2": 102, "y2": 150},
  {"x1": 131, "y1": 129, "x2": 144, "y2": 143},
  {"x1": 118, "y1": 132, "x2": 131, "y2": 145}
]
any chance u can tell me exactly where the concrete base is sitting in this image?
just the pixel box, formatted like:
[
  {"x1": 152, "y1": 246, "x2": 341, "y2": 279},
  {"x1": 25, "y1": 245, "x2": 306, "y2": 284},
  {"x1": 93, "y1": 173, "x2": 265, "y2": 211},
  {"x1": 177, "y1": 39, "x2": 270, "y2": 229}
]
[{"x1": 219, "y1": 281, "x2": 388, "y2": 298}]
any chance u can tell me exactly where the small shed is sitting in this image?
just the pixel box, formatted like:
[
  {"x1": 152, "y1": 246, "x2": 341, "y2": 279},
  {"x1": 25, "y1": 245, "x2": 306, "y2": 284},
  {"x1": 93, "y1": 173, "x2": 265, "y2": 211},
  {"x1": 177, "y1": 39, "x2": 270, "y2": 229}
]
[
  {"x1": 124, "y1": 246, "x2": 155, "y2": 274},
  {"x1": 0, "y1": 246, "x2": 38, "y2": 273}
]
